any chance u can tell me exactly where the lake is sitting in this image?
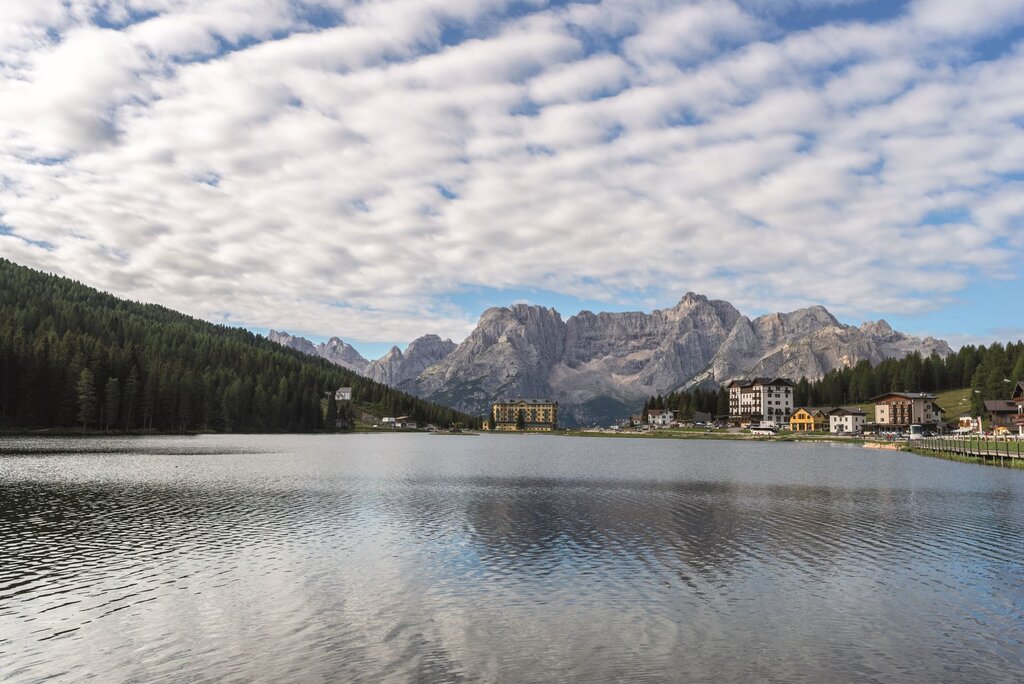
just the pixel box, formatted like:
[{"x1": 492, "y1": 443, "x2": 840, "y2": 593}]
[{"x1": 1, "y1": 434, "x2": 1022, "y2": 682}]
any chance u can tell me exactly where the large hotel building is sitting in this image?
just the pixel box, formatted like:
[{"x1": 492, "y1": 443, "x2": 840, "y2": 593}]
[{"x1": 489, "y1": 398, "x2": 558, "y2": 431}]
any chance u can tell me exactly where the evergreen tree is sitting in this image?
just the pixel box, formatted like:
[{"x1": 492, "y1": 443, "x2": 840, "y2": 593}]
[
  {"x1": 326, "y1": 393, "x2": 338, "y2": 429},
  {"x1": 104, "y1": 376, "x2": 120, "y2": 431},
  {"x1": 76, "y1": 368, "x2": 97, "y2": 431}
]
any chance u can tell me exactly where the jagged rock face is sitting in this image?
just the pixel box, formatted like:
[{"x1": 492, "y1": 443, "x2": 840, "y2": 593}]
[
  {"x1": 271, "y1": 296, "x2": 953, "y2": 428},
  {"x1": 319, "y1": 337, "x2": 370, "y2": 373},
  {"x1": 553, "y1": 293, "x2": 741, "y2": 406},
  {"x1": 268, "y1": 330, "x2": 319, "y2": 357},
  {"x1": 267, "y1": 330, "x2": 369, "y2": 374},
  {"x1": 364, "y1": 335, "x2": 457, "y2": 387},
  {"x1": 700, "y1": 312, "x2": 952, "y2": 389},
  {"x1": 415, "y1": 304, "x2": 565, "y2": 411}
]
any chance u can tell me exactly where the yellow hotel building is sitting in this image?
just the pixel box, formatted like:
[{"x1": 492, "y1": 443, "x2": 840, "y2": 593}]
[{"x1": 490, "y1": 399, "x2": 558, "y2": 431}]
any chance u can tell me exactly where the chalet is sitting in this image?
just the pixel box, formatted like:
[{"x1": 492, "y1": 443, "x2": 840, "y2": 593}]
[
  {"x1": 648, "y1": 409, "x2": 675, "y2": 427},
  {"x1": 829, "y1": 407, "x2": 866, "y2": 434},
  {"x1": 789, "y1": 407, "x2": 832, "y2": 432},
  {"x1": 983, "y1": 400, "x2": 1020, "y2": 430},
  {"x1": 727, "y1": 377, "x2": 794, "y2": 425},
  {"x1": 335, "y1": 387, "x2": 352, "y2": 401},
  {"x1": 870, "y1": 392, "x2": 944, "y2": 427},
  {"x1": 1013, "y1": 381, "x2": 1024, "y2": 406},
  {"x1": 491, "y1": 398, "x2": 558, "y2": 431}
]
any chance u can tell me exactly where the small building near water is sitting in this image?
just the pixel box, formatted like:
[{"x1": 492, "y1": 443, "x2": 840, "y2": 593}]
[
  {"x1": 828, "y1": 406, "x2": 866, "y2": 434},
  {"x1": 648, "y1": 409, "x2": 675, "y2": 427},
  {"x1": 789, "y1": 407, "x2": 832, "y2": 432}
]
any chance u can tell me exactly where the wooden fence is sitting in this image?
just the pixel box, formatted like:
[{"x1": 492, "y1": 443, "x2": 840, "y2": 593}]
[{"x1": 916, "y1": 435, "x2": 1023, "y2": 464}]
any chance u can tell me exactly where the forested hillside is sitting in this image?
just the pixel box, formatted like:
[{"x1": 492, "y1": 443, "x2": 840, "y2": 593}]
[
  {"x1": 0, "y1": 259, "x2": 478, "y2": 432},
  {"x1": 643, "y1": 343, "x2": 1024, "y2": 420}
]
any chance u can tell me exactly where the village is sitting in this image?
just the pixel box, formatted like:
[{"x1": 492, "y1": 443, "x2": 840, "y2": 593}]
[{"x1": 585, "y1": 377, "x2": 1024, "y2": 440}]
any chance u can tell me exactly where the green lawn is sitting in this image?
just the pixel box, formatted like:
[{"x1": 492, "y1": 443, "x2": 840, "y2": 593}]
[
  {"x1": 935, "y1": 387, "x2": 972, "y2": 417},
  {"x1": 857, "y1": 387, "x2": 974, "y2": 422}
]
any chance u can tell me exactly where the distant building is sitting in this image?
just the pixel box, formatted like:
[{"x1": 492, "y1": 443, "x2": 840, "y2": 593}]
[
  {"x1": 727, "y1": 377, "x2": 794, "y2": 425},
  {"x1": 335, "y1": 387, "x2": 352, "y2": 401},
  {"x1": 789, "y1": 407, "x2": 832, "y2": 432},
  {"x1": 648, "y1": 409, "x2": 675, "y2": 427},
  {"x1": 692, "y1": 411, "x2": 713, "y2": 424},
  {"x1": 491, "y1": 398, "x2": 558, "y2": 431},
  {"x1": 829, "y1": 407, "x2": 866, "y2": 434},
  {"x1": 1013, "y1": 381, "x2": 1024, "y2": 406},
  {"x1": 1013, "y1": 382, "x2": 1024, "y2": 435},
  {"x1": 983, "y1": 400, "x2": 1020, "y2": 430},
  {"x1": 871, "y1": 392, "x2": 944, "y2": 427}
]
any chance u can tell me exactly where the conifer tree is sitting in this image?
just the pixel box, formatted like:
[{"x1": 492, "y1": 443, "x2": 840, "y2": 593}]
[{"x1": 76, "y1": 368, "x2": 96, "y2": 431}]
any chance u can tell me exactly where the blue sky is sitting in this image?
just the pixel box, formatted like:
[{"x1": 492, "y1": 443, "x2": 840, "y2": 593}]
[{"x1": 0, "y1": 0, "x2": 1022, "y2": 360}]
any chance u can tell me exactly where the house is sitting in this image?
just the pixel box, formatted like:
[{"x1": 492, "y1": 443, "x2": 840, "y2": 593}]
[
  {"x1": 983, "y1": 400, "x2": 1020, "y2": 430},
  {"x1": 728, "y1": 377, "x2": 795, "y2": 425},
  {"x1": 490, "y1": 398, "x2": 558, "y2": 431},
  {"x1": 870, "y1": 392, "x2": 944, "y2": 427},
  {"x1": 395, "y1": 416, "x2": 417, "y2": 429},
  {"x1": 829, "y1": 407, "x2": 866, "y2": 434},
  {"x1": 648, "y1": 409, "x2": 675, "y2": 427},
  {"x1": 381, "y1": 416, "x2": 396, "y2": 427},
  {"x1": 1012, "y1": 382, "x2": 1024, "y2": 435},
  {"x1": 1013, "y1": 381, "x2": 1024, "y2": 406},
  {"x1": 789, "y1": 407, "x2": 832, "y2": 432},
  {"x1": 335, "y1": 387, "x2": 352, "y2": 401}
]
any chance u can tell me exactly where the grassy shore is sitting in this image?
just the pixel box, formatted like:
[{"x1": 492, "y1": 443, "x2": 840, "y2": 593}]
[{"x1": 557, "y1": 428, "x2": 868, "y2": 445}]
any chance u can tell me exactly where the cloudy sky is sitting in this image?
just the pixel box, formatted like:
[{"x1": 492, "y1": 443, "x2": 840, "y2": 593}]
[{"x1": 1, "y1": 0, "x2": 1022, "y2": 357}]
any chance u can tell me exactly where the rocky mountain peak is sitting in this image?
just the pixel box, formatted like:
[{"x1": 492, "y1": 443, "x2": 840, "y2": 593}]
[
  {"x1": 860, "y1": 319, "x2": 894, "y2": 336},
  {"x1": 271, "y1": 294, "x2": 951, "y2": 428}
]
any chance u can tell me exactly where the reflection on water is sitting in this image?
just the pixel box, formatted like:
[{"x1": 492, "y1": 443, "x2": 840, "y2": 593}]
[{"x1": 1, "y1": 434, "x2": 1022, "y2": 682}]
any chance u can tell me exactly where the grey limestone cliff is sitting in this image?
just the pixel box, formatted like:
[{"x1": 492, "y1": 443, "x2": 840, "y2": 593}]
[
  {"x1": 271, "y1": 295, "x2": 952, "y2": 427},
  {"x1": 364, "y1": 335, "x2": 457, "y2": 387},
  {"x1": 268, "y1": 330, "x2": 369, "y2": 374}
]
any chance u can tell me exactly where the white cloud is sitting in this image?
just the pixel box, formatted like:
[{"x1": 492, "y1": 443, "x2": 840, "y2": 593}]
[{"x1": 0, "y1": 0, "x2": 1022, "y2": 347}]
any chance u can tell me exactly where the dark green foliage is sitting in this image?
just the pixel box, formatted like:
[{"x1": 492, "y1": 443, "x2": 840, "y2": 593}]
[
  {"x1": 0, "y1": 259, "x2": 479, "y2": 432},
  {"x1": 645, "y1": 343, "x2": 1024, "y2": 421}
]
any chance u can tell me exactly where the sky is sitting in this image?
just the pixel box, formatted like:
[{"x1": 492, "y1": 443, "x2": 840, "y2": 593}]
[{"x1": 0, "y1": 0, "x2": 1022, "y2": 360}]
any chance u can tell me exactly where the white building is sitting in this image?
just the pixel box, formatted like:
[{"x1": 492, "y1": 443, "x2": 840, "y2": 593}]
[
  {"x1": 727, "y1": 377, "x2": 795, "y2": 425},
  {"x1": 829, "y1": 407, "x2": 866, "y2": 434},
  {"x1": 648, "y1": 409, "x2": 675, "y2": 427},
  {"x1": 335, "y1": 387, "x2": 352, "y2": 401}
]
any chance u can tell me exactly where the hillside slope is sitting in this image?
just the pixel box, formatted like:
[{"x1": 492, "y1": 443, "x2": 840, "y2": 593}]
[{"x1": 0, "y1": 259, "x2": 477, "y2": 431}]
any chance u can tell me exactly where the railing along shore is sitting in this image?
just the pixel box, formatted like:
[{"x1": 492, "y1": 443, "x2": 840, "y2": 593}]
[{"x1": 915, "y1": 434, "x2": 1023, "y2": 464}]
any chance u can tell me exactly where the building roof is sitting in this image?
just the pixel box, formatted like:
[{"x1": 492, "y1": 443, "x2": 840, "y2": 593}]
[
  {"x1": 495, "y1": 398, "x2": 557, "y2": 405},
  {"x1": 727, "y1": 377, "x2": 795, "y2": 388},
  {"x1": 1013, "y1": 381, "x2": 1024, "y2": 401},
  {"x1": 869, "y1": 391, "x2": 937, "y2": 401},
  {"x1": 983, "y1": 400, "x2": 1019, "y2": 414},
  {"x1": 829, "y1": 406, "x2": 866, "y2": 416},
  {"x1": 791, "y1": 406, "x2": 835, "y2": 416}
]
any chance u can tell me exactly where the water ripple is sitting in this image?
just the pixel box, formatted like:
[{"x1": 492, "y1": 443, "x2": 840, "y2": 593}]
[{"x1": 1, "y1": 434, "x2": 1022, "y2": 682}]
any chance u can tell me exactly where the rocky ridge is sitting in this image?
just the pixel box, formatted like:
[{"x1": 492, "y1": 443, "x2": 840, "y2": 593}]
[{"x1": 269, "y1": 295, "x2": 952, "y2": 426}]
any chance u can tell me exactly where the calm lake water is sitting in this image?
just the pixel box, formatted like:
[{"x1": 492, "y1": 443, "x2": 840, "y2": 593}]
[{"x1": 1, "y1": 434, "x2": 1022, "y2": 682}]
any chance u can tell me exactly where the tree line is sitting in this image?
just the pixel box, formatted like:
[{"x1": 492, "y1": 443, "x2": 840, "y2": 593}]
[
  {"x1": 641, "y1": 342, "x2": 1024, "y2": 421},
  {"x1": 0, "y1": 259, "x2": 479, "y2": 432}
]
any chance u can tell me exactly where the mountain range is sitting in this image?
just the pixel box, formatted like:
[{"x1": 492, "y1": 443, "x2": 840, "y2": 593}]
[{"x1": 270, "y1": 294, "x2": 951, "y2": 426}]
